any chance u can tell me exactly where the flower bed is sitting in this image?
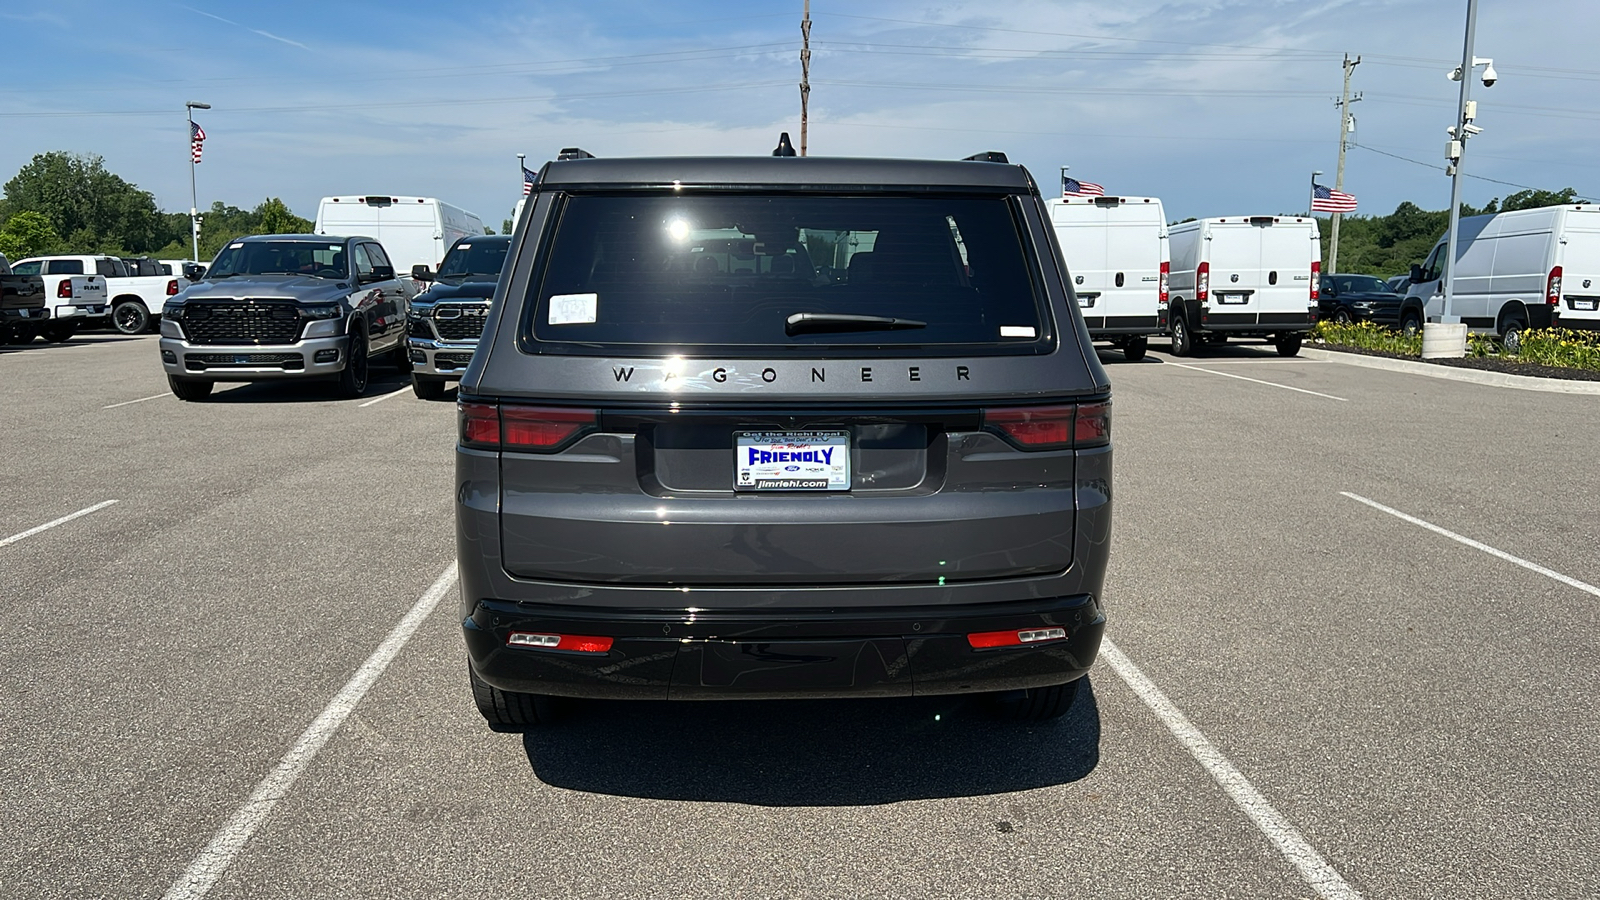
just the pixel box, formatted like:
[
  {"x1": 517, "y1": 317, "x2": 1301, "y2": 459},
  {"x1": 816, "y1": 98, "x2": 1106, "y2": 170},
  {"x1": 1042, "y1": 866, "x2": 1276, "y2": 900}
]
[{"x1": 1312, "y1": 321, "x2": 1600, "y2": 381}]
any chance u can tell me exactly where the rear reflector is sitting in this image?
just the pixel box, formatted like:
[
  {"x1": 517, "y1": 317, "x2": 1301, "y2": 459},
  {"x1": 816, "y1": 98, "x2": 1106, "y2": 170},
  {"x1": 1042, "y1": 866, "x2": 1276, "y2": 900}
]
[
  {"x1": 983, "y1": 401, "x2": 1111, "y2": 450},
  {"x1": 508, "y1": 632, "x2": 614, "y2": 653},
  {"x1": 967, "y1": 627, "x2": 1067, "y2": 649}
]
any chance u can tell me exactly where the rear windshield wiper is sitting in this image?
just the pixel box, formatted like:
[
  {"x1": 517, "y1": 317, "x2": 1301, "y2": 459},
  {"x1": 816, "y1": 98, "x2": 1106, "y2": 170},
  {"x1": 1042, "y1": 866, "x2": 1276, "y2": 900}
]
[{"x1": 785, "y1": 312, "x2": 927, "y2": 335}]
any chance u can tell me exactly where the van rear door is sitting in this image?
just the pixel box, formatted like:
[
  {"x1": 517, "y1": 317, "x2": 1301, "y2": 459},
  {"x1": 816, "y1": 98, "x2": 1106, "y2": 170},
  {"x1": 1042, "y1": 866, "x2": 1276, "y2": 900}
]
[
  {"x1": 1102, "y1": 204, "x2": 1161, "y2": 326},
  {"x1": 1559, "y1": 216, "x2": 1600, "y2": 324},
  {"x1": 1254, "y1": 220, "x2": 1314, "y2": 316}
]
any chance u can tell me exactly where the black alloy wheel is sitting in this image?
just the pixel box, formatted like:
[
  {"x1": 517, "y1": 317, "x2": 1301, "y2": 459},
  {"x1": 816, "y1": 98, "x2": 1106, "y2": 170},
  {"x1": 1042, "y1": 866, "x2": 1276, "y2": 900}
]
[
  {"x1": 113, "y1": 300, "x2": 151, "y2": 335},
  {"x1": 336, "y1": 333, "x2": 369, "y2": 398}
]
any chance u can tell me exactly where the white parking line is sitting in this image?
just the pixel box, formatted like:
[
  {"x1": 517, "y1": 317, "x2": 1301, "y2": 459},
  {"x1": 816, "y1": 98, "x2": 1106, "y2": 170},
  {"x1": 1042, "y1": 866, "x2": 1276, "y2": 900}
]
[
  {"x1": 357, "y1": 386, "x2": 410, "y2": 408},
  {"x1": 162, "y1": 562, "x2": 458, "y2": 900},
  {"x1": 0, "y1": 500, "x2": 120, "y2": 549},
  {"x1": 1100, "y1": 638, "x2": 1364, "y2": 900},
  {"x1": 1341, "y1": 492, "x2": 1600, "y2": 600},
  {"x1": 103, "y1": 392, "x2": 170, "y2": 410},
  {"x1": 1165, "y1": 362, "x2": 1349, "y2": 401}
]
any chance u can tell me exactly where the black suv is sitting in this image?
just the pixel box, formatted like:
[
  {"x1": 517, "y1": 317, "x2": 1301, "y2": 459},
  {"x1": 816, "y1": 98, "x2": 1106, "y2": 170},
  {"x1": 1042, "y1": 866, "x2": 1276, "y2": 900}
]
[{"x1": 458, "y1": 144, "x2": 1112, "y2": 728}]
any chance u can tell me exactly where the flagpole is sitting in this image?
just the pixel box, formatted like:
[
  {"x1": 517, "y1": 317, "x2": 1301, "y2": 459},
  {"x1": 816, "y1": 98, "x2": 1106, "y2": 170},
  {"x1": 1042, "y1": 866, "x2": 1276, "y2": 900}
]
[
  {"x1": 1309, "y1": 170, "x2": 1322, "y2": 218},
  {"x1": 186, "y1": 100, "x2": 210, "y2": 262}
]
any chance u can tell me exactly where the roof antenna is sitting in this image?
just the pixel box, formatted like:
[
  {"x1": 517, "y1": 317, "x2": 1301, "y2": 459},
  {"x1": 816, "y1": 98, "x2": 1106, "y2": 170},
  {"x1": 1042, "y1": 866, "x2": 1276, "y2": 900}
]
[{"x1": 773, "y1": 132, "x2": 797, "y2": 157}]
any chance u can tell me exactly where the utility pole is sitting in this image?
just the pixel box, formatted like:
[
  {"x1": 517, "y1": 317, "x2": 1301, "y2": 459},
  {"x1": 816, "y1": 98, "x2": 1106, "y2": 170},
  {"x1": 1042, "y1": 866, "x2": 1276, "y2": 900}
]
[
  {"x1": 1328, "y1": 54, "x2": 1361, "y2": 275},
  {"x1": 799, "y1": 0, "x2": 811, "y2": 157}
]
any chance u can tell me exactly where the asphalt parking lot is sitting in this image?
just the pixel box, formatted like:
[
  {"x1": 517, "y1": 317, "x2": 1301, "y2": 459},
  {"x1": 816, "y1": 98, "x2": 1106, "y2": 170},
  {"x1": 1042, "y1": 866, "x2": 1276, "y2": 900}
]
[{"x1": 2, "y1": 334, "x2": 1597, "y2": 899}]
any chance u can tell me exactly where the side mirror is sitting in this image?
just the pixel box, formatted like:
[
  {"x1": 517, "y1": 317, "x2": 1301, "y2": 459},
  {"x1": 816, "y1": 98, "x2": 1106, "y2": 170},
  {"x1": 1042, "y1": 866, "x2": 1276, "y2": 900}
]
[
  {"x1": 371, "y1": 264, "x2": 395, "y2": 280},
  {"x1": 183, "y1": 263, "x2": 205, "y2": 281},
  {"x1": 1409, "y1": 263, "x2": 1423, "y2": 283},
  {"x1": 411, "y1": 264, "x2": 434, "y2": 282}
]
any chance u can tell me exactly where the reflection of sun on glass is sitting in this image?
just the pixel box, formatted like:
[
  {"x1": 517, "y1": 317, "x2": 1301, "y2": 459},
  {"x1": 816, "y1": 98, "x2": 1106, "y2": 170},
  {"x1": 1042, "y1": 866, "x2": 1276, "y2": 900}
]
[{"x1": 667, "y1": 218, "x2": 690, "y2": 242}]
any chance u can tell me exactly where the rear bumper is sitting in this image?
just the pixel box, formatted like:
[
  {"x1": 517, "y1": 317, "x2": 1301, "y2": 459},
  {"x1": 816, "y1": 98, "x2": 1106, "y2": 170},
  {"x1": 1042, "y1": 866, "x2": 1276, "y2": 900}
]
[
  {"x1": 465, "y1": 594, "x2": 1105, "y2": 701},
  {"x1": 1085, "y1": 313, "x2": 1166, "y2": 335},
  {"x1": 52, "y1": 303, "x2": 108, "y2": 325},
  {"x1": 408, "y1": 336, "x2": 477, "y2": 378},
  {"x1": 1196, "y1": 310, "x2": 1314, "y2": 333}
]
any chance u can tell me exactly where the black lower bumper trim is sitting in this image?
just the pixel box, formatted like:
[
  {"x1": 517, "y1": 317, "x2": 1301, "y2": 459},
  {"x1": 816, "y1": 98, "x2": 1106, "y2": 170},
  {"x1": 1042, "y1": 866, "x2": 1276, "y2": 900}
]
[{"x1": 465, "y1": 595, "x2": 1105, "y2": 701}]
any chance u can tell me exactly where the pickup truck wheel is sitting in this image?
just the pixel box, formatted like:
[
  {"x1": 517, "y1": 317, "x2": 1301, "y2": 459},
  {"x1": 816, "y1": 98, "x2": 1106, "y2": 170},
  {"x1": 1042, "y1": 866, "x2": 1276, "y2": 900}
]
[
  {"x1": 412, "y1": 374, "x2": 446, "y2": 400},
  {"x1": 469, "y1": 661, "x2": 558, "y2": 730},
  {"x1": 1334, "y1": 307, "x2": 1354, "y2": 325},
  {"x1": 1169, "y1": 313, "x2": 1193, "y2": 356},
  {"x1": 336, "y1": 333, "x2": 369, "y2": 398},
  {"x1": 167, "y1": 375, "x2": 213, "y2": 401},
  {"x1": 989, "y1": 679, "x2": 1080, "y2": 722},
  {"x1": 1123, "y1": 335, "x2": 1148, "y2": 361},
  {"x1": 113, "y1": 300, "x2": 151, "y2": 335},
  {"x1": 42, "y1": 322, "x2": 76, "y2": 343},
  {"x1": 1275, "y1": 333, "x2": 1303, "y2": 357}
]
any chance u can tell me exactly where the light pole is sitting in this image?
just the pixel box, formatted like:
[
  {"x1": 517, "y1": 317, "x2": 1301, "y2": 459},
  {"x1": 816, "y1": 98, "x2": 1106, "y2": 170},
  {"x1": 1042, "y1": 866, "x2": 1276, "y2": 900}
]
[
  {"x1": 186, "y1": 100, "x2": 210, "y2": 262},
  {"x1": 1442, "y1": 0, "x2": 1496, "y2": 326}
]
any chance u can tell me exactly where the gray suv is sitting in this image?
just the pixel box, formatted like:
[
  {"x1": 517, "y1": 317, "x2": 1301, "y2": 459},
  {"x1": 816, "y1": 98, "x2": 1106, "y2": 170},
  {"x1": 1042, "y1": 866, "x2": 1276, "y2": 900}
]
[{"x1": 458, "y1": 145, "x2": 1112, "y2": 728}]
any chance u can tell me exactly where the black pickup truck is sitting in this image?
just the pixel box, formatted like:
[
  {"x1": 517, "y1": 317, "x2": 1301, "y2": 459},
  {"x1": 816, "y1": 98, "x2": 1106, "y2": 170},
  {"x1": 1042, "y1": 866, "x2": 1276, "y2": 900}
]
[{"x1": 0, "y1": 253, "x2": 50, "y2": 344}]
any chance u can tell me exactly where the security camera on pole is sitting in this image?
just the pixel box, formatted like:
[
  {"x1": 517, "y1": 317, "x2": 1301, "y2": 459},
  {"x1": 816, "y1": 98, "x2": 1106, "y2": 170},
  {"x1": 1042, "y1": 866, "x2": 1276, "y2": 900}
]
[{"x1": 1429, "y1": 0, "x2": 1497, "y2": 358}]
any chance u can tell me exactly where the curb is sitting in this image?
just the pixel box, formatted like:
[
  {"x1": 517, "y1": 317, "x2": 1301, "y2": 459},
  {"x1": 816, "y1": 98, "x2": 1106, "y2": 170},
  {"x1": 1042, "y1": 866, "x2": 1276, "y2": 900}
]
[{"x1": 1301, "y1": 346, "x2": 1600, "y2": 395}]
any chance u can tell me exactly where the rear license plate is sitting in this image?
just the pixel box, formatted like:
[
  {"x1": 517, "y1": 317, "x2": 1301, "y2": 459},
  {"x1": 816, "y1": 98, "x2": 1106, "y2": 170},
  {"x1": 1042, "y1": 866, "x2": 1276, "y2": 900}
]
[
  {"x1": 1573, "y1": 299, "x2": 1597, "y2": 311},
  {"x1": 1216, "y1": 293, "x2": 1249, "y2": 304},
  {"x1": 735, "y1": 431, "x2": 850, "y2": 491},
  {"x1": 1077, "y1": 296, "x2": 1095, "y2": 308}
]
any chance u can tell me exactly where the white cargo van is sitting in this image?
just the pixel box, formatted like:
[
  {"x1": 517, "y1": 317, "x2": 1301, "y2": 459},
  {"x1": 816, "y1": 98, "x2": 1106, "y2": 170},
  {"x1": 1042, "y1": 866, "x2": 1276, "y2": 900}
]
[
  {"x1": 1048, "y1": 196, "x2": 1168, "y2": 360},
  {"x1": 313, "y1": 196, "x2": 484, "y2": 280},
  {"x1": 1166, "y1": 216, "x2": 1320, "y2": 357},
  {"x1": 1401, "y1": 204, "x2": 1600, "y2": 345}
]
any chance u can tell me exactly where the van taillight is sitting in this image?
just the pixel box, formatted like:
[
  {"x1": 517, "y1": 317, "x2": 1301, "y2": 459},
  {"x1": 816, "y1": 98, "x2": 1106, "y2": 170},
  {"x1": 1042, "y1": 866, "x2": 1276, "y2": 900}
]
[
  {"x1": 1547, "y1": 266, "x2": 1562, "y2": 305},
  {"x1": 57, "y1": 280, "x2": 72, "y2": 299},
  {"x1": 1310, "y1": 260, "x2": 1321, "y2": 301},
  {"x1": 983, "y1": 401, "x2": 1110, "y2": 450},
  {"x1": 166, "y1": 279, "x2": 180, "y2": 296},
  {"x1": 458, "y1": 402, "x2": 597, "y2": 451},
  {"x1": 1158, "y1": 261, "x2": 1170, "y2": 305},
  {"x1": 1196, "y1": 261, "x2": 1210, "y2": 302}
]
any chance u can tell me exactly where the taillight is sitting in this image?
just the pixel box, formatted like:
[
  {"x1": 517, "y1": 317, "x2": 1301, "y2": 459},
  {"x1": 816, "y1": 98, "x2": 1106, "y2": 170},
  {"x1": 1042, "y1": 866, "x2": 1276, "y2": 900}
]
[
  {"x1": 57, "y1": 280, "x2": 72, "y2": 299},
  {"x1": 1196, "y1": 261, "x2": 1210, "y2": 302},
  {"x1": 1311, "y1": 260, "x2": 1321, "y2": 302},
  {"x1": 1547, "y1": 265, "x2": 1562, "y2": 305},
  {"x1": 457, "y1": 402, "x2": 597, "y2": 451},
  {"x1": 508, "y1": 632, "x2": 614, "y2": 653},
  {"x1": 983, "y1": 401, "x2": 1110, "y2": 450},
  {"x1": 1158, "y1": 261, "x2": 1170, "y2": 305},
  {"x1": 166, "y1": 279, "x2": 180, "y2": 296}
]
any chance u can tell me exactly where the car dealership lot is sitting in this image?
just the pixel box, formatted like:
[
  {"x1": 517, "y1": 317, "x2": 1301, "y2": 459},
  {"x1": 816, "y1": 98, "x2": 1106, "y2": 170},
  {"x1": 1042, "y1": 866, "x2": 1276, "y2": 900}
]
[{"x1": 2, "y1": 336, "x2": 1597, "y2": 899}]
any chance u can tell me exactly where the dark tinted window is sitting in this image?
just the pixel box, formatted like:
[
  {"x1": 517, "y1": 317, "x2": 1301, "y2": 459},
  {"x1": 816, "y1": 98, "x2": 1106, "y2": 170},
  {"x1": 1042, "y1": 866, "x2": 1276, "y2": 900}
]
[
  {"x1": 95, "y1": 258, "x2": 125, "y2": 277},
  {"x1": 209, "y1": 241, "x2": 347, "y2": 278},
  {"x1": 365, "y1": 243, "x2": 392, "y2": 271},
  {"x1": 11, "y1": 261, "x2": 42, "y2": 275},
  {"x1": 525, "y1": 194, "x2": 1046, "y2": 355},
  {"x1": 437, "y1": 238, "x2": 511, "y2": 280},
  {"x1": 48, "y1": 259, "x2": 85, "y2": 275},
  {"x1": 1335, "y1": 275, "x2": 1394, "y2": 294}
]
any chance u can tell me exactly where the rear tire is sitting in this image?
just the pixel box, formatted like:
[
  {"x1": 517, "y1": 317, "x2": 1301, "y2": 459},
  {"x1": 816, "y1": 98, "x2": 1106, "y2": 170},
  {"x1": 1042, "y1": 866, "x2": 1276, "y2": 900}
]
[
  {"x1": 42, "y1": 322, "x2": 76, "y2": 343},
  {"x1": 411, "y1": 374, "x2": 446, "y2": 400},
  {"x1": 989, "y1": 679, "x2": 1080, "y2": 722},
  {"x1": 167, "y1": 375, "x2": 213, "y2": 401},
  {"x1": 1275, "y1": 333, "x2": 1303, "y2": 357},
  {"x1": 1169, "y1": 313, "x2": 1193, "y2": 357},
  {"x1": 1122, "y1": 335, "x2": 1148, "y2": 361},
  {"x1": 469, "y1": 661, "x2": 557, "y2": 731},
  {"x1": 335, "y1": 333, "x2": 369, "y2": 398},
  {"x1": 113, "y1": 300, "x2": 152, "y2": 335}
]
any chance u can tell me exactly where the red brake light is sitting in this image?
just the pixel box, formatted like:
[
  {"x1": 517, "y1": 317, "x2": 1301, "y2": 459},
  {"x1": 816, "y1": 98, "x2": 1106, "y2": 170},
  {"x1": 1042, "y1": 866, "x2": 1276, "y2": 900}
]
[
  {"x1": 57, "y1": 279, "x2": 72, "y2": 299},
  {"x1": 458, "y1": 402, "x2": 596, "y2": 451},
  {"x1": 1158, "y1": 261, "x2": 1170, "y2": 305},
  {"x1": 1310, "y1": 260, "x2": 1321, "y2": 301},
  {"x1": 1547, "y1": 265, "x2": 1562, "y2": 305},
  {"x1": 983, "y1": 401, "x2": 1110, "y2": 450},
  {"x1": 166, "y1": 279, "x2": 180, "y2": 296},
  {"x1": 1197, "y1": 261, "x2": 1210, "y2": 302}
]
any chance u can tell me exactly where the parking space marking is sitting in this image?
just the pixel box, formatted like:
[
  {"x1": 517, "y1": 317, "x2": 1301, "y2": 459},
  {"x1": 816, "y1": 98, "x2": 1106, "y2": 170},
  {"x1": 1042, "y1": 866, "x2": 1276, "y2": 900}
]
[
  {"x1": 0, "y1": 500, "x2": 119, "y2": 549},
  {"x1": 1100, "y1": 638, "x2": 1364, "y2": 900},
  {"x1": 162, "y1": 562, "x2": 459, "y2": 900},
  {"x1": 103, "y1": 392, "x2": 170, "y2": 410},
  {"x1": 357, "y1": 386, "x2": 410, "y2": 408},
  {"x1": 1164, "y1": 362, "x2": 1349, "y2": 401},
  {"x1": 1342, "y1": 492, "x2": 1600, "y2": 600}
]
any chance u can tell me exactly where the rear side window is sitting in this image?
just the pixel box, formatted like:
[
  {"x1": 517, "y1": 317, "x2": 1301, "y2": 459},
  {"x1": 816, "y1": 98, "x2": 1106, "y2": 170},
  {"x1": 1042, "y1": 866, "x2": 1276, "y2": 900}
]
[
  {"x1": 95, "y1": 258, "x2": 124, "y2": 277},
  {"x1": 524, "y1": 194, "x2": 1048, "y2": 356},
  {"x1": 12, "y1": 261, "x2": 42, "y2": 275},
  {"x1": 48, "y1": 259, "x2": 85, "y2": 275}
]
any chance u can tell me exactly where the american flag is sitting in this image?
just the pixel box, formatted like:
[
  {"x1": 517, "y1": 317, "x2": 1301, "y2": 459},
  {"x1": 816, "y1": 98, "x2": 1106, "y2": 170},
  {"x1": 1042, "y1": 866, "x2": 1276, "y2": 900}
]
[
  {"x1": 522, "y1": 166, "x2": 536, "y2": 196},
  {"x1": 1312, "y1": 183, "x2": 1358, "y2": 213},
  {"x1": 190, "y1": 120, "x2": 206, "y2": 164},
  {"x1": 1063, "y1": 176, "x2": 1104, "y2": 197}
]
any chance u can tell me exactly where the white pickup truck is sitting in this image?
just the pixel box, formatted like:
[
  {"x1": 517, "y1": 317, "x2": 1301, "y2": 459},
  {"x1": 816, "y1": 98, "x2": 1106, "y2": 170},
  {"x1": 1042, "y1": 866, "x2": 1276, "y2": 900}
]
[
  {"x1": 11, "y1": 254, "x2": 179, "y2": 336},
  {"x1": 4, "y1": 256, "x2": 112, "y2": 342}
]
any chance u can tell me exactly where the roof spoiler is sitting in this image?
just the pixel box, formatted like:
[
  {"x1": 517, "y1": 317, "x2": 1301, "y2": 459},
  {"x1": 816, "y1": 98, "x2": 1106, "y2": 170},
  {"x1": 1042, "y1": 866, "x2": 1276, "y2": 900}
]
[{"x1": 963, "y1": 151, "x2": 1010, "y2": 164}]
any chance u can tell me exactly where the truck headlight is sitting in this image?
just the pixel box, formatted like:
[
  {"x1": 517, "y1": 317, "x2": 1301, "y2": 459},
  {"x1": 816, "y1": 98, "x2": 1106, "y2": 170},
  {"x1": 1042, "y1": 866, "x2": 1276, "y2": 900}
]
[
  {"x1": 163, "y1": 304, "x2": 184, "y2": 319},
  {"x1": 301, "y1": 305, "x2": 340, "y2": 319}
]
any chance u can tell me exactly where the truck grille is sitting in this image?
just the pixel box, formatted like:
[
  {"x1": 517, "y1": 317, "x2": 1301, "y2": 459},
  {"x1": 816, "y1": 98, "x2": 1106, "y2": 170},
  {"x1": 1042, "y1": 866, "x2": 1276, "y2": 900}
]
[
  {"x1": 433, "y1": 304, "x2": 488, "y2": 341},
  {"x1": 434, "y1": 351, "x2": 476, "y2": 369},
  {"x1": 182, "y1": 301, "x2": 303, "y2": 345},
  {"x1": 187, "y1": 352, "x2": 304, "y2": 370}
]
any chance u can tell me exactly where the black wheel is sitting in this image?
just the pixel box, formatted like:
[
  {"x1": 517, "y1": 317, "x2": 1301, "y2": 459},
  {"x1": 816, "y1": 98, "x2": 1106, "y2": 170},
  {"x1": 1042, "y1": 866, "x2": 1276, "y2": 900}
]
[
  {"x1": 336, "y1": 332, "x2": 369, "y2": 398},
  {"x1": 42, "y1": 322, "x2": 76, "y2": 343},
  {"x1": 1123, "y1": 335, "x2": 1148, "y2": 362},
  {"x1": 1500, "y1": 315, "x2": 1526, "y2": 353},
  {"x1": 1400, "y1": 311, "x2": 1423, "y2": 336},
  {"x1": 1334, "y1": 307, "x2": 1353, "y2": 325},
  {"x1": 390, "y1": 341, "x2": 413, "y2": 374},
  {"x1": 411, "y1": 374, "x2": 446, "y2": 400},
  {"x1": 989, "y1": 679, "x2": 1080, "y2": 722},
  {"x1": 1275, "y1": 333, "x2": 1303, "y2": 357},
  {"x1": 1169, "y1": 312, "x2": 1193, "y2": 356},
  {"x1": 112, "y1": 300, "x2": 151, "y2": 335},
  {"x1": 167, "y1": 375, "x2": 213, "y2": 401},
  {"x1": 469, "y1": 661, "x2": 557, "y2": 731}
]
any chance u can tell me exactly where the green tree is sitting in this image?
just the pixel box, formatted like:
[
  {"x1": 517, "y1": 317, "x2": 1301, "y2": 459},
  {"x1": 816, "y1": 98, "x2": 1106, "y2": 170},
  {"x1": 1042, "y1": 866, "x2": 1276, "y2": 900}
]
[
  {"x1": 502, "y1": 218, "x2": 514, "y2": 234},
  {"x1": 0, "y1": 210, "x2": 62, "y2": 259},
  {"x1": 255, "y1": 197, "x2": 313, "y2": 235},
  {"x1": 1498, "y1": 187, "x2": 1581, "y2": 212},
  {"x1": 2, "y1": 151, "x2": 180, "y2": 253}
]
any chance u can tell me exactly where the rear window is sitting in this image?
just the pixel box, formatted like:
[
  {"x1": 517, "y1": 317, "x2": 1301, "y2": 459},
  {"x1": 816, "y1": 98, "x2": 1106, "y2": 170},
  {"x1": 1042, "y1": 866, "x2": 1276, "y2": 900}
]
[{"x1": 523, "y1": 194, "x2": 1048, "y2": 356}]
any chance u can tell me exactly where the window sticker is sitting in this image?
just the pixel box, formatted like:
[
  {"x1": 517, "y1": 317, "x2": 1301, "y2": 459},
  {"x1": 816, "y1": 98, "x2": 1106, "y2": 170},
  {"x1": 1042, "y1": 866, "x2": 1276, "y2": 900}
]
[
  {"x1": 229, "y1": 243, "x2": 244, "y2": 249},
  {"x1": 548, "y1": 292, "x2": 599, "y2": 325},
  {"x1": 1000, "y1": 325, "x2": 1036, "y2": 338}
]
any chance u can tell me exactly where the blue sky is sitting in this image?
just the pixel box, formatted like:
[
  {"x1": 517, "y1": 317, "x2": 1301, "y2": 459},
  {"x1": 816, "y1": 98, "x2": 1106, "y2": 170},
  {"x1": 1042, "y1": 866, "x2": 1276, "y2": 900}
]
[{"x1": 2, "y1": 0, "x2": 1596, "y2": 228}]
